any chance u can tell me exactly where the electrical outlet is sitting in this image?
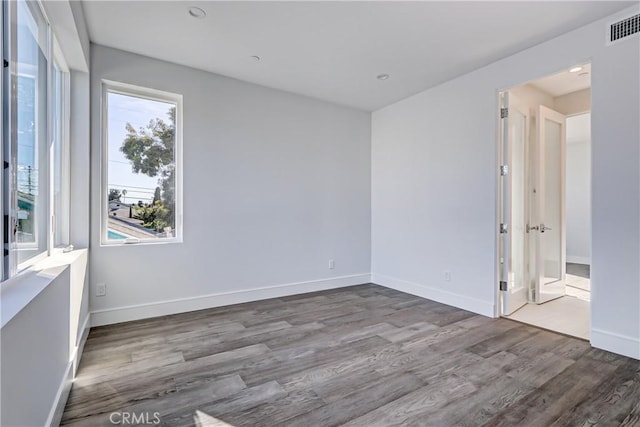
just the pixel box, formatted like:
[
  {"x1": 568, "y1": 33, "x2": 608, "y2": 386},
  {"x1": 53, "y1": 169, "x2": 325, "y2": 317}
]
[
  {"x1": 444, "y1": 271, "x2": 452, "y2": 282},
  {"x1": 329, "y1": 259, "x2": 335, "y2": 270},
  {"x1": 96, "y1": 283, "x2": 106, "y2": 297}
]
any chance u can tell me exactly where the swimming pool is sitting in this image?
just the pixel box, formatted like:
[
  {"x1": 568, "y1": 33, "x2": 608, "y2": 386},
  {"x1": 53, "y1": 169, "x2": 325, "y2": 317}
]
[{"x1": 108, "y1": 230, "x2": 127, "y2": 239}]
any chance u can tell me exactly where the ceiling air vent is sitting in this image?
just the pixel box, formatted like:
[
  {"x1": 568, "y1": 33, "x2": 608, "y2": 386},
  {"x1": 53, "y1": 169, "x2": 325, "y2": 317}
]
[{"x1": 608, "y1": 13, "x2": 640, "y2": 45}]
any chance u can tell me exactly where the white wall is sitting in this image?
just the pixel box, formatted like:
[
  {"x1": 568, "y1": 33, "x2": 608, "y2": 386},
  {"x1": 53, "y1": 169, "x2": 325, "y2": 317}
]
[
  {"x1": 554, "y1": 88, "x2": 591, "y2": 116},
  {"x1": 1, "y1": 267, "x2": 70, "y2": 427},
  {"x1": 566, "y1": 113, "x2": 591, "y2": 265},
  {"x1": 372, "y1": 6, "x2": 639, "y2": 358},
  {"x1": 89, "y1": 45, "x2": 371, "y2": 325},
  {"x1": 0, "y1": 3, "x2": 92, "y2": 426},
  {"x1": 0, "y1": 251, "x2": 89, "y2": 427}
]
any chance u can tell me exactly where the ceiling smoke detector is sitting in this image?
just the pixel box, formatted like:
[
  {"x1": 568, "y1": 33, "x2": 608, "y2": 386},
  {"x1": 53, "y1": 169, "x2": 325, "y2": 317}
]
[
  {"x1": 377, "y1": 74, "x2": 390, "y2": 81},
  {"x1": 188, "y1": 7, "x2": 206, "y2": 19}
]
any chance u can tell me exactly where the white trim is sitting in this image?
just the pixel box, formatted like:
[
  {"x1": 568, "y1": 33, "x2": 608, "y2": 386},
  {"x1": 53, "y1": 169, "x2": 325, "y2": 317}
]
[
  {"x1": 91, "y1": 274, "x2": 371, "y2": 326},
  {"x1": 72, "y1": 313, "x2": 91, "y2": 376},
  {"x1": 45, "y1": 312, "x2": 90, "y2": 427},
  {"x1": 591, "y1": 328, "x2": 640, "y2": 360},
  {"x1": 371, "y1": 273, "x2": 495, "y2": 318},
  {"x1": 100, "y1": 80, "x2": 183, "y2": 246},
  {"x1": 45, "y1": 360, "x2": 72, "y2": 427},
  {"x1": 566, "y1": 256, "x2": 590, "y2": 265}
]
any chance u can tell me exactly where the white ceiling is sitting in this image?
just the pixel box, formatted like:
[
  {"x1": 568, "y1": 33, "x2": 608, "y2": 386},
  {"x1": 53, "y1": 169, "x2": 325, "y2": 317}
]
[
  {"x1": 530, "y1": 63, "x2": 592, "y2": 97},
  {"x1": 82, "y1": 1, "x2": 633, "y2": 111}
]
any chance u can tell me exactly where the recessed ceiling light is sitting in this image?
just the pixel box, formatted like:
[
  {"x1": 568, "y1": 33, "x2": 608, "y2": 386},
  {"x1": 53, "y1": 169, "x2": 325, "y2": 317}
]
[
  {"x1": 250, "y1": 55, "x2": 261, "y2": 62},
  {"x1": 188, "y1": 7, "x2": 206, "y2": 19},
  {"x1": 569, "y1": 66, "x2": 583, "y2": 73},
  {"x1": 377, "y1": 74, "x2": 390, "y2": 81}
]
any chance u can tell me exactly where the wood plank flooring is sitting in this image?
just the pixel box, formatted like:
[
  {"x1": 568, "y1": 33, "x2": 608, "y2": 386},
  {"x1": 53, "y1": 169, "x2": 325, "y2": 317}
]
[{"x1": 62, "y1": 284, "x2": 640, "y2": 427}]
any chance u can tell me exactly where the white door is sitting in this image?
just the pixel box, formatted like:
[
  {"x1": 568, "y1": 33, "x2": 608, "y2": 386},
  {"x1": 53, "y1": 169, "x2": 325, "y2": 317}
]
[
  {"x1": 534, "y1": 105, "x2": 567, "y2": 303},
  {"x1": 500, "y1": 93, "x2": 529, "y2": 315}
]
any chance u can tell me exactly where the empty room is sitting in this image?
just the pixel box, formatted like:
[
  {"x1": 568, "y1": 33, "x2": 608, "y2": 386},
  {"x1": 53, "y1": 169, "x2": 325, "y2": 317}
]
[{"x1": 1, "y1": 1, "x2": 639, "y2": 426}]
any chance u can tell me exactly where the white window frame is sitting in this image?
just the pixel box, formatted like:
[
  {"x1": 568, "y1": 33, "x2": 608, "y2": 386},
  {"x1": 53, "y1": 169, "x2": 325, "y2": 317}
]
[
  {"x1": 5, "y1": 0, "x2": 52, "y2": 276},
  {"x1": 100, "y1": 80, "x2": 183, "y2": 246},
  {"x1": 1, "y1": 0, "x2": 71, "y2": 281},
  {"x1": 1, "y1": 0, "x2": 5, "y2": 281},
  {"x1": 51, "y1": 39, "x2": 71, "y2": 250}
]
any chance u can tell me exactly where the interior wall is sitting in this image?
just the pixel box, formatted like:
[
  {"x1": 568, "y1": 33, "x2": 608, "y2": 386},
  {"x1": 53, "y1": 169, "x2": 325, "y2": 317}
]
[
  {"x1": 554, "y1": 88, "x2": 591, "y2": 116},
  {"x1": 371, "y1": 6, "x2": 639, "y2": 358},
  {"x1": 89, "y1": 45, "x2": 372, "y2": 325},
  {"x1": 1, "y1": 267, "x2": 70, "y2": 427},
  {"x1": 0, "y1": 3, "x2": 91, "y2": 426},
  {"x1": 510, "y1": 84, "x2": 555, "y2": 112},
  {"x1": 566, "y1": 113, "x2": 591, "y2": 265},
  {"x1": 69, "y1": 71, "x2": 91, "y2": 354}
]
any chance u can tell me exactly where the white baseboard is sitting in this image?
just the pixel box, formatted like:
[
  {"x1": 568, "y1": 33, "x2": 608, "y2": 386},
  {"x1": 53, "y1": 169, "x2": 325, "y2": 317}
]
[
  {"x1": 73, "y1": 314, "x2": 91, "y2": 376},
  {"x1": 591, "y1": 328, "x2": 640, "y2": 360},
  {"x1": 45, "y1": 361, "x2": 72, "y2": 427},
  {"x1": 46, "y1": 313, "x2": 91, "y2": 427},
  {"x1": 91, "y1": 274, "x2": 371, "y2": 326},
  {"x1": 371, "y1": 273, "x2": 495, "y2": 317},
  {"x1": 566, "y1": 256, "x2": 591, "y2": 265}
]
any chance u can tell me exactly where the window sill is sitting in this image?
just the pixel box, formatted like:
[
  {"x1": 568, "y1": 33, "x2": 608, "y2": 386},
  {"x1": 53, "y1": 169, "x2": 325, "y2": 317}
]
[
  {"x1": 0, "y1": 248, "x2": 88, "y2": 329},
  {"x1": 100, "y1": 237, "x2": 182, "y2": 247}
]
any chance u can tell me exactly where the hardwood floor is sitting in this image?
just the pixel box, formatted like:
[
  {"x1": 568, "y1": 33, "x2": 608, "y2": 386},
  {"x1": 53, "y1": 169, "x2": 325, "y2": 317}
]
[{"x1": 62, "y1": 284, "x2": 640, "y2": 427}]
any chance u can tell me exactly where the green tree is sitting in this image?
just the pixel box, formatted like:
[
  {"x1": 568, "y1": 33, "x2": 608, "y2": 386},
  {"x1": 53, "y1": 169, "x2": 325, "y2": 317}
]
[
  {"x1": 120, "y1": 107, "x2": 176, "y2": 229},
  {"x1": 152, "y1": 187, "x2": 162, "y2": 204},
  {"x1": 133, "y1": 201, "x2": 171, "y2": 232},
  {"x1": 108, "y1": 188, "x2": 122, "y2": 202}
]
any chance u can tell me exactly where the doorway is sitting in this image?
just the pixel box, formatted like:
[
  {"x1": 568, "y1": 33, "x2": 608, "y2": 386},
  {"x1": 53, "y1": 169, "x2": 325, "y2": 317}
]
[{"x1": 498, "y1": 64, "x2": 591, "y2": 339}]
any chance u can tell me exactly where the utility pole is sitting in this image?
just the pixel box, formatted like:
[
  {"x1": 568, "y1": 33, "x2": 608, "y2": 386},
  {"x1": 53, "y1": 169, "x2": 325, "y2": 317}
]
[{"x1": 27, "y1": 166, "x2": 33, "y2": 195}]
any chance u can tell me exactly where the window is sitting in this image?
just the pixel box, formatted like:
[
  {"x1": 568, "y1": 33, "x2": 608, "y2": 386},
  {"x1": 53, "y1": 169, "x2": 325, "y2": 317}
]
[
  {"x1": 52, "y1": 59, "x2": 70, "y2": 247},
  {"x1": 13, "y1": 0, "x2": 49, "y2": 267},
  {"x1": 102, "y1": 82, "x2": 182, "y2": 244},
  {"x1": 1, "y1": 0, "x2": 71, "y2": 280}
]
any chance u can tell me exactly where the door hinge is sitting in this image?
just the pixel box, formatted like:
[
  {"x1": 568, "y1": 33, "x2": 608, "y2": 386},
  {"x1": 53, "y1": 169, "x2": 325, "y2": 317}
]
[
  {"x1": 3, "y1": 59, "x2": 8, "y2": 68},
  {"x1": 3, "y1": 161, "x2": 8, "y2": 169},
  {"x1": 500, "y1": 164, "x2": 508, "y2": 176},
  {"x1": 499, "y1": 281, "x2": 508, "y2": 291},
  {"x1": 499, "y1": 223, "x2": 508, "y2": 234},
  {"x1": 500, "y1": 107, "x2": 509, "y2": 118}
]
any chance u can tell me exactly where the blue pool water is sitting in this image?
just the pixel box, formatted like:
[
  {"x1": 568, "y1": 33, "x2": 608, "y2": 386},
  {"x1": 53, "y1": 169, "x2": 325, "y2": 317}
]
[{"x1": 108, "y1": 230, "x2": 127, "y2": 239}]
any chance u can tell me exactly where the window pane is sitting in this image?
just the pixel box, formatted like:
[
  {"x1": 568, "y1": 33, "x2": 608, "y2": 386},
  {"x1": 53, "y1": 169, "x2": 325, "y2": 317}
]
[
  {"x1": 15, "y1": 0, "x2": 48, "y2": 265},
  {"x1": 106, "y1": 90, "x2": 178, "y2": 241},
  {"x1": 53, "y1": 63, "x2": 69, "y2": 247}
]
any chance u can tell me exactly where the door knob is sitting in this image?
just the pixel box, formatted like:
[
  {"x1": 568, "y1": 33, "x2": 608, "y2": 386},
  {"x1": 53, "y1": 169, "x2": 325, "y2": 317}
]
[{"x1": 540, "y1": 223, "x2": 552, "y2": 233}]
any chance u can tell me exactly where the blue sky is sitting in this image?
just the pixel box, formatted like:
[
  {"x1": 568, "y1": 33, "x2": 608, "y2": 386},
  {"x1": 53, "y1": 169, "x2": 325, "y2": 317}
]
[{"x1": 107, "y1": 92, "x2": 174, "y2": 204}]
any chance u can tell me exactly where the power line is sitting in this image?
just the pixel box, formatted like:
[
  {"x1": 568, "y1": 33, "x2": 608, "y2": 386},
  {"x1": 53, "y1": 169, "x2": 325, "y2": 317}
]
[{"x1": 107, "y1": 183, "x2": 158, "y2": 190}]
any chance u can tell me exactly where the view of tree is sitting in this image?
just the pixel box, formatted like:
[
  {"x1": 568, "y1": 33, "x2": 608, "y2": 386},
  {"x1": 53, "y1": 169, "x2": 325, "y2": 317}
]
[
  {"x1": 108, "y1": 188, "x2": 122, "y2": 202},
  {"x1": 133, "y1": 201, "x2": 171, "y2": 232},
  {"x1": 120, "y1": 107, "x2": 176, "y2": 232},
  {"x1": 152, "y1": 187, "x2": 162, "y2": 204}
]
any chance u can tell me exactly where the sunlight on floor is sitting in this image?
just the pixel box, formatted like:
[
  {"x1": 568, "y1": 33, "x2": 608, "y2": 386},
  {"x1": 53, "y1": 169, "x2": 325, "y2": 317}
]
[
  {"x1": 194, "y1": 410, "x2": 235, "y2": 427},
  {"x1": 565, "y1": 273, "x2": 590, "y2": 302}
]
